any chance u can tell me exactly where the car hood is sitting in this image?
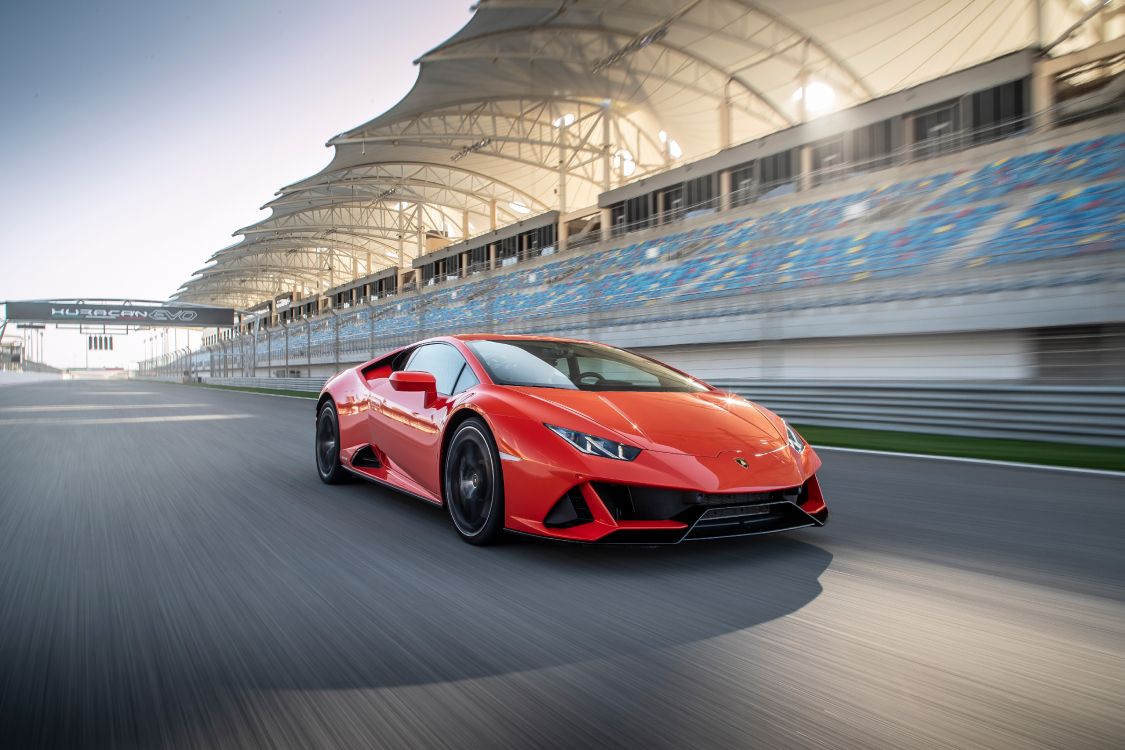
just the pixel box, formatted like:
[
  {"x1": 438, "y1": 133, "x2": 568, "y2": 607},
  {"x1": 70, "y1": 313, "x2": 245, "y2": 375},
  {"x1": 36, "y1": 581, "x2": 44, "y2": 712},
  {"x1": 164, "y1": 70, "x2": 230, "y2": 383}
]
[{"x1": 509, "y1": 387, "x2": 788, "y2": 458}]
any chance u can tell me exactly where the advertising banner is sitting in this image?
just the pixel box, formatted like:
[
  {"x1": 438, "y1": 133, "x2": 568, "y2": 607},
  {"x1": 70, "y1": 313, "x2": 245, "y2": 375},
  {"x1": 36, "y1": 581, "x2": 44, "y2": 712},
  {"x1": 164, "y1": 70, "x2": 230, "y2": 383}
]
[{"x1": 3, "y1": 301, "x2": 235, "y2": 328}]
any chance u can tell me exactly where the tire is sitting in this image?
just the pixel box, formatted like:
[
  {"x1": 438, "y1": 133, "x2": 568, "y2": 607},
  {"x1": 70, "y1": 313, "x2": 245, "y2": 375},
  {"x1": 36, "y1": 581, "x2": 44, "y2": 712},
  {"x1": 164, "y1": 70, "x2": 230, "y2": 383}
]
[
  {"x1": 315, "y1": 401, "x2": 348, "y2": 484},
  {"x1": 443, "y1": 417, "x2": 505, "y2": 545}
]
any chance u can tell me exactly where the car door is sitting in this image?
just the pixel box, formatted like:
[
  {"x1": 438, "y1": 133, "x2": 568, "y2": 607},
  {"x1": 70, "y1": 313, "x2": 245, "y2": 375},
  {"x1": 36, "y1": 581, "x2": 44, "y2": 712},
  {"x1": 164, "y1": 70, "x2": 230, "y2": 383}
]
[{"x1": 376, "y1": 342, "x2": 478, "y2": 495}]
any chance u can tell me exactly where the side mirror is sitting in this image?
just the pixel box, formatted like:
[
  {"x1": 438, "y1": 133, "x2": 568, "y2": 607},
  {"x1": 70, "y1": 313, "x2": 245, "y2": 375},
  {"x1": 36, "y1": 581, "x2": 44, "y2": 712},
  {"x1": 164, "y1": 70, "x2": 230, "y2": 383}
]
[{"x1": 389, "y1": 370, "x2": 437, "y2": 402}]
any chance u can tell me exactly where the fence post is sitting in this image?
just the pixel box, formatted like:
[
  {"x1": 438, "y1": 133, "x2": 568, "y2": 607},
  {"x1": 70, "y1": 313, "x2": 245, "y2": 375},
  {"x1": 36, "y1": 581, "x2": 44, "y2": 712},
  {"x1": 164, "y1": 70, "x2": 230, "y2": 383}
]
[
  {"x1": 333, "y1": 311, "x2": 340, "y2": 371},
  {"x1": 369, "y1": 300, "x2": 376, "y2": 358}
]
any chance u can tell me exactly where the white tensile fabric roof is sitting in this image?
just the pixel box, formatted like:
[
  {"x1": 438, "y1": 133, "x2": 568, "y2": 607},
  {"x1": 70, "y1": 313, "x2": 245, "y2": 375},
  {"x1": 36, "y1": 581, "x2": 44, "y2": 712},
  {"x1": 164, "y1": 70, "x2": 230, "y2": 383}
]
[{"x1": 175, "y1": 0, "x2": 1119, "y2": 308}]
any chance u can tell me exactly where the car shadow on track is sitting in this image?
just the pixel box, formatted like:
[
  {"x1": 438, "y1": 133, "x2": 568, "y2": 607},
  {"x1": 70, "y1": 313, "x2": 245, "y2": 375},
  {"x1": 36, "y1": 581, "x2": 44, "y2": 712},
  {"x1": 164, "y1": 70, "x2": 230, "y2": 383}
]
[{"x1": 258, "y1": 478, "x2": 835, "y2": 691}]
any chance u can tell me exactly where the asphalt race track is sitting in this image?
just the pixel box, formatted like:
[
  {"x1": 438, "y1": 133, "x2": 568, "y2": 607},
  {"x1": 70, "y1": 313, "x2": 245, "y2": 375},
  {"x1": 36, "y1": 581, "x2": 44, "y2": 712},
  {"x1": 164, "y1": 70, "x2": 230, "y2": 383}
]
[{"x1": 1, "y1": 380, "x2": 1122, "y2": 749}]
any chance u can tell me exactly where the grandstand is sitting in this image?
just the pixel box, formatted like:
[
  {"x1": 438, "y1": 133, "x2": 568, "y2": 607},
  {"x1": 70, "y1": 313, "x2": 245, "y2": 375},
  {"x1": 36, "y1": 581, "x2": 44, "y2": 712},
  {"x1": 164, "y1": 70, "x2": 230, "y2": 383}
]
[{"x1": 167, "y1": 0, "x2": 1125, "y2": 391}]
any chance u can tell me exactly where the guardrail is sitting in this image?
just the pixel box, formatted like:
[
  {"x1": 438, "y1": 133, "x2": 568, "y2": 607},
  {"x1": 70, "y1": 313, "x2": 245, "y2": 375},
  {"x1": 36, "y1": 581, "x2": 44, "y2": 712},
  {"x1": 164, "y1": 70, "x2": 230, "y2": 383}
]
[
  {"x1": 201, "y1": 376, "x2": 327, "y2": 393},
  {"x1": 713, "y1": 380, "x2": 1125, "y2": 447},
  {"x1": 188, "y1": 375, "x2": 1125, "y2": 447}
]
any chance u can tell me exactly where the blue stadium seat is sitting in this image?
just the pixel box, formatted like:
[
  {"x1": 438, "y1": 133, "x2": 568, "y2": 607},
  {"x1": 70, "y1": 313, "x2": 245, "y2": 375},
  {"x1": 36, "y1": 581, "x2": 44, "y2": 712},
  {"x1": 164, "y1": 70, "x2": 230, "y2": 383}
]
[{"x1": 315, "y1": 132, "x2": 1124, "y2": 334}]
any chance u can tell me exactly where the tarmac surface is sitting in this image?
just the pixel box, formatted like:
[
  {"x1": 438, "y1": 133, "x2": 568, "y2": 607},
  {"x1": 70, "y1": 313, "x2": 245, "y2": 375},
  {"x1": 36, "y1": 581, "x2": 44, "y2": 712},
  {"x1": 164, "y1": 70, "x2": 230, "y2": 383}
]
[{"x1": 0, "y1": 379, "x2": 1122, "y2": 749}]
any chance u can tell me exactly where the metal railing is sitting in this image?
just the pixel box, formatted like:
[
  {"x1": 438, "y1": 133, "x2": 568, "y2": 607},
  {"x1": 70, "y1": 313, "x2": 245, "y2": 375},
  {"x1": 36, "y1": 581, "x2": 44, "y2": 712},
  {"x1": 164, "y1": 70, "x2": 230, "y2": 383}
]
[{"x1": 714, "y1": 380, "x2": 1125, "y2": 447}]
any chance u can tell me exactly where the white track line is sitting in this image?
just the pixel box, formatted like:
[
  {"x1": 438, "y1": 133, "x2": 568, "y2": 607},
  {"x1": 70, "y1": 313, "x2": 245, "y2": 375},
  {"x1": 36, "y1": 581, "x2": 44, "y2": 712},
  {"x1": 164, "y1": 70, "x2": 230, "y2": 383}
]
[
  {"x1": 815, "y1": 445, "x2": 1125, "y2": 478},
  {"x1": 0, "y1": 414, "x2": 254, "y2": 426},
  {"x1": 0, "y1": 404, "x2": 205, "y2": 413},
  {"x1": 192, "y1": 387, "x2": 316, "y2": 401}
]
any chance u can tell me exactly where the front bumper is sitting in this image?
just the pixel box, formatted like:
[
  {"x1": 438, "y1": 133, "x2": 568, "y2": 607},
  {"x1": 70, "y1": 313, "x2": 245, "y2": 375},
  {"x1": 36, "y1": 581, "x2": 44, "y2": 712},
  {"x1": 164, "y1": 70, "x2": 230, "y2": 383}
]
[
  {"x1": 541, "y1": 475, "x2": 828, "y2": 544},
  {"x1": 488, "y1": 413, "x2": 828, "y2": 544}
]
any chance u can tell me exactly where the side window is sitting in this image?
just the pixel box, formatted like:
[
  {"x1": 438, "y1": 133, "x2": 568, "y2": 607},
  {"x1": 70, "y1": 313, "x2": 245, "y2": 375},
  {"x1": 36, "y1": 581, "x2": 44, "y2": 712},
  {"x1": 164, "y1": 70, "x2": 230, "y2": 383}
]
[
  {"x1": 389, "y1": 348, "x2": 413, "y2": 372},
  {"x1": 452, "y1": 364, "x2": 479, "y2": 395},
  {"x1": 404, "y1": 343, "x2": 469, "y2": 396}
]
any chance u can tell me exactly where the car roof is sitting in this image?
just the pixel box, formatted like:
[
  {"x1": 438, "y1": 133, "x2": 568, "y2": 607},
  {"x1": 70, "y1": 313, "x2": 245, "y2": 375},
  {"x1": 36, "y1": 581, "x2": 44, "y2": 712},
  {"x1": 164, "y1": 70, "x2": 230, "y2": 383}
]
[{"x1": 449, "y1": 333, "x2": 591, "y2": 344}]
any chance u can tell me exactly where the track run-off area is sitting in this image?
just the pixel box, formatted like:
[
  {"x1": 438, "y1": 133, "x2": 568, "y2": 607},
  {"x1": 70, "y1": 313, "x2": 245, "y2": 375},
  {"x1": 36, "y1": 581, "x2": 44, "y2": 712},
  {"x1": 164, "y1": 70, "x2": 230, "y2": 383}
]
[{"x1": 0, "y1": 379, "x2": 1122, "y2": 749}]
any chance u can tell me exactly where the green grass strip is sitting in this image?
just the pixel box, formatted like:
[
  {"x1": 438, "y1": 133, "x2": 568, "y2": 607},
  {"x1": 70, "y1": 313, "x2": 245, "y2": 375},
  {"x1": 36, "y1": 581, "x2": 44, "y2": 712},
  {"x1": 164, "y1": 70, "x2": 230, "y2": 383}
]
[
  {"x1": 795, "y1": 424, "x2": 1125, "y2": 473},
  {"x1": 187, "y1": 382, "x2": 318, "y2": 399}
]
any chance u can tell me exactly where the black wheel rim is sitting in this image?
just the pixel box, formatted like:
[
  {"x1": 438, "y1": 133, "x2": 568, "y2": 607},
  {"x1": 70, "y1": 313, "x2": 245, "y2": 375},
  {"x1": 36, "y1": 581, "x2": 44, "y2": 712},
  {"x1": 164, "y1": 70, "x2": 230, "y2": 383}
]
[
  {"x1": 448, "y1": 429, "x2": 494, "y2": 535},
  {"x1": 316, "y1": 409, "x2": 338, "y2": 476}
]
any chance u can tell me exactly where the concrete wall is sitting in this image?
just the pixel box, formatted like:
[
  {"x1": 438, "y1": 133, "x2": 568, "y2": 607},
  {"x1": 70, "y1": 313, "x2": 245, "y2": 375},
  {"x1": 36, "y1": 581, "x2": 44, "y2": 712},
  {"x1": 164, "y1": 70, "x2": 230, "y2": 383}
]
[
  {"x1": 0, "y1": 372, "x2": 61, "y2": 387},
  {"x1": 635, "y1": 330, "x2": 1035, "y2": 382}
]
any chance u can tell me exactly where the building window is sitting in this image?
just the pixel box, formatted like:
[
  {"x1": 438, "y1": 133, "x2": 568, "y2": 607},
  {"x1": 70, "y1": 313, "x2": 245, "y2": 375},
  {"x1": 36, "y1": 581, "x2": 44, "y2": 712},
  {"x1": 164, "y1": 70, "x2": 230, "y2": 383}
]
[
  {"x1": 972, "y1": 79, "x2": 1026, "y2": 144},
  {"x1": 729, "y1": 161, "x2": 756, "y2": 208},
  {"x1": 810, "y1": 136, "x2": 846, "y2": 186},
  {"x1": 759, "y1": 150, "x2": 793, "y2": 193},
  {"x1": 660, "y1": 185, "x2": 684, "y2": 223},
  {"x1": 852, "y1": 119, "x2": 893, "y2": 171},
  {"x1": 912, "y1": 99, "x2": 961, "y2": 160},
  {"x1": 684, "y1": 174, "x2": 717, "y2": 213}
]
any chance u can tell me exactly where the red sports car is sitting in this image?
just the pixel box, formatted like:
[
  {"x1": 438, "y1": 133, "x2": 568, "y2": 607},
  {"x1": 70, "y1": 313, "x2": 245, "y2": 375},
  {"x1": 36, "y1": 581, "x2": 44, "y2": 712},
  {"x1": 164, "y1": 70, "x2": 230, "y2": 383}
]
[{"x1": 315, "y1": 335, "x2": 828, "y2": 545}]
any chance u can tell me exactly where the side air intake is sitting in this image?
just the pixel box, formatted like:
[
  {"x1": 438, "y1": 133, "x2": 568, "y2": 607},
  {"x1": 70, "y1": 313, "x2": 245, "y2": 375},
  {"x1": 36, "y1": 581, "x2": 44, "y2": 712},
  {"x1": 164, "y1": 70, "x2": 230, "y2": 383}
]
[
  {"x1": 351, "y1": 445, "x2": 383, "y2": 469},
  {"x1": 543, "y1": 487, "x2": 594, "y2": 528}
]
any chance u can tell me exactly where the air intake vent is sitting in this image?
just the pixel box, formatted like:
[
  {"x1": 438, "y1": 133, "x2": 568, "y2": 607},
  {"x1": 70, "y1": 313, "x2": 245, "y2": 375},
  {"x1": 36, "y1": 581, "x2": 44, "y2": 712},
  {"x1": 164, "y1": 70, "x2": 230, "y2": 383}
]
[
  {"x1": 351, "y1": 445, "x2": 382, "y2": 469},
  {"x1": 544, "y1": 487, "x2": 594, "y2": 528},
  {"x1": 591, "y1": 482, "x2": 635, "y2": 520}
]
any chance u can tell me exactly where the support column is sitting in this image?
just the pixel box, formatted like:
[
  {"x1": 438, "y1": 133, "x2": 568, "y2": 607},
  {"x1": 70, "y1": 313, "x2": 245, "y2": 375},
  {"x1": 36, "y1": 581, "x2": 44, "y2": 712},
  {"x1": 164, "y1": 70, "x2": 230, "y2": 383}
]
[
  {"x1": 1034, "y1": 0, "x2": 1044, "y2": 48},
  {"x1": 558, "y1": 124, "x2": 568, "y2": 253},
  {"x1": 719, "y1": 85, "x2": 732, "y2": 150},
  {"x1": 488, "y1": 242, "x2": 497, "y2": 270},
  {"x1": 799, "y1": 144, "x2": 813, "y2": 192},
  {"x1": 489, "y1": 200, "x2": 497, "y2": 231},
  {"x1": 1032, "y1": 61, "x2": 1056, "y2": 132},
  {"x1": 396, "y1": 234, "x2": 408, "y2": 294},
  {"x1": 796, "y1": 43, "x2": 810, "y2": 125},
  {"x1": 599, "y1": 207, "x2": 612, "y2": 241},
  {"x1": 462, "y1": 210, "x2": 471, "y2": 241},
  {"x1": 601, "y1": 104, "x2": 612, "y2": 192},
  {"x1": 902, "y1": 114, "x2": 915, "y2": 163},
  {"x1": 368, "y1": 299, "x2": 376, "y2": 356},
  {"x1": 719, "y1": 170, "x2": 732, "y2": 212},
  {"x1": 333, "y1": 312, "x2": 339, "y2": 371}
]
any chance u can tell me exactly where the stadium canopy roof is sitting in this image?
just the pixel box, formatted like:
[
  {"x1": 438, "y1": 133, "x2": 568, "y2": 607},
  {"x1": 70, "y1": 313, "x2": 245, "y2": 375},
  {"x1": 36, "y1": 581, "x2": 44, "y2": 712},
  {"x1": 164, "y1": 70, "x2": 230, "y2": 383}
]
[{"x1": 175, "y1": 0, "x2": 1122, "y2": 308}]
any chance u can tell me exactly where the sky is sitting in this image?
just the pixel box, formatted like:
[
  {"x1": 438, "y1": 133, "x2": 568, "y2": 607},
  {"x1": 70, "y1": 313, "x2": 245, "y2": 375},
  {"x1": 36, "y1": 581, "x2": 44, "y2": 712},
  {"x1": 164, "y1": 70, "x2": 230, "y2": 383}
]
[{"x1": 0, "y1": 0, "x2": 471, "y2": 368}]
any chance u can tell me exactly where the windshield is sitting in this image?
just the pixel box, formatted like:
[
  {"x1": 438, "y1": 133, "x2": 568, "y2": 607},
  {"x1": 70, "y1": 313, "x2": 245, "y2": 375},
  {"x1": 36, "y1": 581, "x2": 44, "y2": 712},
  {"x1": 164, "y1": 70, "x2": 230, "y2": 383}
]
[{"x1": 466, "y1": 339, "x2": 708, "y2": 392}]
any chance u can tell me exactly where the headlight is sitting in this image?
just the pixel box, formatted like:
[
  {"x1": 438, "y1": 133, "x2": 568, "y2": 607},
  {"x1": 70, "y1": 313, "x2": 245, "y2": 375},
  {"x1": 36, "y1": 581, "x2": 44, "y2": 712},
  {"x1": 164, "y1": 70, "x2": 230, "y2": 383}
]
[
  {"x1": 784, "y1": 422, "x2": 806, "y2": 453},
  {"x1": 545, "y1": 424, "x2": 641, "y2": 461}
]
